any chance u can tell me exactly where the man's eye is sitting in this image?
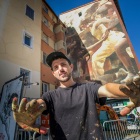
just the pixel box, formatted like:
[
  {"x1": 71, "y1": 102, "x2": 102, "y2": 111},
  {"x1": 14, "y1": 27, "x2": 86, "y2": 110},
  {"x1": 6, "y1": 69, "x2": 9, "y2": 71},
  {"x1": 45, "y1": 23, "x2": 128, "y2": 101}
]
[{"x1": 54, "y1": 66, "x2": 58, "y2": 70}]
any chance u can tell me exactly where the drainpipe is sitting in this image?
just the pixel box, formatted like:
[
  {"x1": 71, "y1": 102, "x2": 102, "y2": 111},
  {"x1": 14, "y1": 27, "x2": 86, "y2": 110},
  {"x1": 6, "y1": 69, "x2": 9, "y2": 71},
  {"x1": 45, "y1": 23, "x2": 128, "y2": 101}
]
[{"x1": 63, "y1": 27, "x2": 67, "y2": 55}]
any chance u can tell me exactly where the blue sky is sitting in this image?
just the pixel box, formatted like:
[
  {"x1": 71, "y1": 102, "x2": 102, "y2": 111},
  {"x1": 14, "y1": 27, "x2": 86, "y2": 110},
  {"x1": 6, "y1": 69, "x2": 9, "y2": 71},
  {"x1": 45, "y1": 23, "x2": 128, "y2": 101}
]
[{"x1": 46, "y1": 0, "x2": 140, "y2": 63}]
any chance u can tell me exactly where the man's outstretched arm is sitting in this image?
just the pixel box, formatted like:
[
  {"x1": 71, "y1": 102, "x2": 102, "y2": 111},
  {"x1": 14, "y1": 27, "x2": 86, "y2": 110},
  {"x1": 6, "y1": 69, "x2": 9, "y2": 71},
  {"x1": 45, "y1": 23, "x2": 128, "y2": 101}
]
[
  {"x1": 98, "y1": 74, "x2": 140, "y2": 116},
  {"x1": 12, "y1": 98, "x2": 47, "y2": 134}
]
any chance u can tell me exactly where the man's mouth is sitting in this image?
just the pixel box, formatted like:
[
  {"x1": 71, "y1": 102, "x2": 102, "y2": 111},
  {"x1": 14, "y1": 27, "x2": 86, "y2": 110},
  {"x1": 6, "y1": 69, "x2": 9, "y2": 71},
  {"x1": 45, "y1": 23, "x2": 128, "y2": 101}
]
[{"x1": 59, "y1": 72, "x2": 66, "y2": 77}]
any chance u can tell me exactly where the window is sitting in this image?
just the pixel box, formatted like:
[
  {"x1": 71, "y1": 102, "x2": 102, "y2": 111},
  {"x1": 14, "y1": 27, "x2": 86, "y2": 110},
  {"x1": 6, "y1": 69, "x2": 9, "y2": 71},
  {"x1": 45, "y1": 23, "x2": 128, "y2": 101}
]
[
  {"x1": 78, "y1": 12, "x2": 82, "y2": 17},
  {"x1": 53, "y1": 27, "x2": 55, "y2": 33},
  {"x1": 62, "y1": 27, "x2": 64, "y2": 31},
  {"x1": 57, "y1": 19, "x2": 60, "y2": 23},
  {"x1": 43, "y1": 5, "x2": 48, "y2": 14},
  {"x1": 43, "y1": 34, "x2": 48, "y2": 44},
  {"x1": 43, "y1": 17, "x2": 48, "y2": 27},
  {"x1": 26, "y1": 5, "x2": 34, "y2": 20},
  {"x1": 52, "y1": 16, "x2": 55, "y2": 22},
  {"x1": 22, "y1": 30, "x2": 33, "y2": 49},
  {"x1": 43, "y1": 52, "x2": 48, "y2": 66},
  {"x1": 20, "y1": 68, "x2": 30, "y2": 88},
  {"x1": 25, "y1": 34, "x2": 31, "y2": 46},
  {"x1": 63, "y1": 42, "x2": 65, "y2": 47},
  {"x1": 42, "y1": 82, "x2": 49, "y2": 94}
]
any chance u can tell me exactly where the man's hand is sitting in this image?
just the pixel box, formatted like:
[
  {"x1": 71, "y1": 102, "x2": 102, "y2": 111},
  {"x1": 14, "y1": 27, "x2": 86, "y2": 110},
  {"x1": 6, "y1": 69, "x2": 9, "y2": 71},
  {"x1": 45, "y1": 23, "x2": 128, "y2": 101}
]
[
  {"x1": 12, "y1": 98, "x2": 47, "y2": 134},
  {"x1": 120, "y1": 72, "x2": 140, "y2": 116}
]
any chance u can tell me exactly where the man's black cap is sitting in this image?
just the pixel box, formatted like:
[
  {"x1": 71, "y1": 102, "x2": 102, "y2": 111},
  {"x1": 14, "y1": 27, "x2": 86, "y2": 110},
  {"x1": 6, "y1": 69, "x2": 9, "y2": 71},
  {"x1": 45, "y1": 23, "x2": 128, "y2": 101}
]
[{"x1": 46, "y1": 51, "x2": 71, "y2": 67}]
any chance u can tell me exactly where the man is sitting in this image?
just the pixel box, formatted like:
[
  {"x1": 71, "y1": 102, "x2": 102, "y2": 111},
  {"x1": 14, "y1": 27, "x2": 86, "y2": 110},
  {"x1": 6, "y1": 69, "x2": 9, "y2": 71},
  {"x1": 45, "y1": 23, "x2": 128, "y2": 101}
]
[{"x1": 12, "y1": 51, "x2": 140, "y2": 140}]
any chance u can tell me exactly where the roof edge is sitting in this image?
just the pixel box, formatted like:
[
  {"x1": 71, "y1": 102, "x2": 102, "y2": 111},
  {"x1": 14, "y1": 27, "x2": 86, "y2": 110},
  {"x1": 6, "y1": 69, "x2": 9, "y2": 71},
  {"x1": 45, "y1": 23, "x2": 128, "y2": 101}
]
[
  {"x1": 113, "y1": 0, "x2": 127, "y2": 31},
  {"x1": 43, "y1": 0, "x2": 58, "y2": 19},
  {"x1": 59, "y1": 0, "x2": 104, "y2": 16},
  {"x1": 43, "y1": 0, "x2": 65, "y2": 27}
]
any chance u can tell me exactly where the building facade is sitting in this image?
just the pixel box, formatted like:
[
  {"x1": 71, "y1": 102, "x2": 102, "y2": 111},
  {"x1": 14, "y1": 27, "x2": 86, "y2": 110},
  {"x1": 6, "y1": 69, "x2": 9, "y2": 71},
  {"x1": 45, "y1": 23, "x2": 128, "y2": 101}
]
[
  {"x1": 41, "y1": 0, "x2": 66, "y2": 96},
  {"x1": 0, "y1": 0, "x2": 66, "y2": 98},
  {"x1": 0, "y1": 0, "x2": 42, "y2": 98},
  {"x1": 59, "y1": 0, "x2": 139, "y2": 82}
]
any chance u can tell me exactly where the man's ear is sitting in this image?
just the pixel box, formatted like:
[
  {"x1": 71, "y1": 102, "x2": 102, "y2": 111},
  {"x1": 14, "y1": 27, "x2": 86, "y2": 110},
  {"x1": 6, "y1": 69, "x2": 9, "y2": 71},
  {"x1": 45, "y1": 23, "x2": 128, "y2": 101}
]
[
  {"x1": 70, "y1": 64, "x2": 73, "y2": 71},
  {"x1": 52, "y1": 71, "x2": 55, "y2": 76}
]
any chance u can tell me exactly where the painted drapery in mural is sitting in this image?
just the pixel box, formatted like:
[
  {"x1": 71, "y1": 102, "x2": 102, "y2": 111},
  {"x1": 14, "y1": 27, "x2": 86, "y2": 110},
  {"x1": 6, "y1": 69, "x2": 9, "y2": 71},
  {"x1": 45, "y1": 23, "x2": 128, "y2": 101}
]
[{"x1": 60, "y1": 0, "x2": 139, "y2": 84}]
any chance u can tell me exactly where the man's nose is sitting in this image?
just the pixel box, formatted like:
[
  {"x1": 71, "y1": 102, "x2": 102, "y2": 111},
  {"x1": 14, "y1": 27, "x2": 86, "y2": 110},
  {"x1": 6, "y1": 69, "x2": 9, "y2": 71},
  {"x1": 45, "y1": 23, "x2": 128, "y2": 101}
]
[{"x1": 58, "y1": 65, "x2": 63, "y2": 70}]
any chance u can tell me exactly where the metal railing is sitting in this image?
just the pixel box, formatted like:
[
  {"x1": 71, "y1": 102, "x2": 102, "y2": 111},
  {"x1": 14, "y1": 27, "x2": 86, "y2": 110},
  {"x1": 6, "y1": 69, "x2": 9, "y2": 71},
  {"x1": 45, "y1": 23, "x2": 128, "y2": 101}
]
[
  {"x1": 17, "y1": 129, "x2": 32, "y2": 140},
  {"x1": 102, "y1": 118, "x2": 139, "y2": 140},
  {"x1": 33, "y1": 128, "x2": 50, "y2": 140},
  {"x1": 19, "y1": 118, "x2": 139, "y2": 140}
]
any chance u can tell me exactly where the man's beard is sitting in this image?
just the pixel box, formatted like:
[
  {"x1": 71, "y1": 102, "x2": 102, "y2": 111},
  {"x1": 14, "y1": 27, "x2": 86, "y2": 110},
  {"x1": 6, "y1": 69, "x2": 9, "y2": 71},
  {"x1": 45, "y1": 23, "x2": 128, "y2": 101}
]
[{"x1": 57, "y1": 72, "x2": 72, "y2": 82}]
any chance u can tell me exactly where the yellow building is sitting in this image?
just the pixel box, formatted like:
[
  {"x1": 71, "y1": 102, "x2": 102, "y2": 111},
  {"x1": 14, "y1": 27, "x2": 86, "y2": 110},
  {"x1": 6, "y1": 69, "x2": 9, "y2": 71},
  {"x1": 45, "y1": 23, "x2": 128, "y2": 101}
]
[{"x1": 0, "y1": 0, "x2": 66, "y2": 98}]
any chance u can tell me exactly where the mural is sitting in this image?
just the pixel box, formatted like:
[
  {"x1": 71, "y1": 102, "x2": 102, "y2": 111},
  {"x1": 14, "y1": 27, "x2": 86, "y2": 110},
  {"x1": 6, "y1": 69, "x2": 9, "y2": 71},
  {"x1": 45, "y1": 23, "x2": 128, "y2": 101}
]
[
  {"x1": 0, "y1": 75, "x2": 24, "y2": 140},
  {"x1": 60, "y1": 0, "x2": 139, "y2": 84}
]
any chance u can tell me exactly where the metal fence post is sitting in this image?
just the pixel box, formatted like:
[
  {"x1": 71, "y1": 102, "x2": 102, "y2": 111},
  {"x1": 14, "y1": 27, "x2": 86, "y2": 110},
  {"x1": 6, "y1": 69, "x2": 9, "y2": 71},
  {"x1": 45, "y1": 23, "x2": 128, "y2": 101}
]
[{"x1": 18, "y1": 129, "x2": 31, "y2": 140}]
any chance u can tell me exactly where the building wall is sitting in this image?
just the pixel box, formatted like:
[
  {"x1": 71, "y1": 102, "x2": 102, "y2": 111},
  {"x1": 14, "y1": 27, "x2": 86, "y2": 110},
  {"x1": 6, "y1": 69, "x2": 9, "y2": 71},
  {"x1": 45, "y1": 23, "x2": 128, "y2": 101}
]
[
  {"x1": 0, "y1": 58, "x2": 40, "y2": 98},
  {"x1": 0, "y1": 0, "x2": 42, "y2": 96},
  {"x1": 55, "y1": 24, "x2": 63, "y2": 34},
  {"x1": 41, "y1": 1, "x2": 66, "y2": 89},
  {"x1": 59, "y1": 0, "x2": 139, "y2": 84},
  {"x1": 0, "y1": 0, "x2": 42, "y2": 71},
  {"x1": 57, "y1": 40, "x2": 65, "y2": 50}
]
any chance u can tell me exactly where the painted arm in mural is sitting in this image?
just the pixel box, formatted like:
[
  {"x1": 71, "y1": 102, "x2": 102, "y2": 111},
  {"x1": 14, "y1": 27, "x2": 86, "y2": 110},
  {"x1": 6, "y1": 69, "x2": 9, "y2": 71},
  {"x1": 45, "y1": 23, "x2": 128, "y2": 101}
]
[
  {"x1": 96, "y1": 1, "x2": 112, "y2": 14},
  {"x1": 80, "y1": 29, "x2": 109, "y2": 60},
  {"x1": 66, "y1": 32, "x2": 77, "y2": 39},
  {"x1": 91, "y1": 1, "x2": 112, "y2": 19},
  {"x1": 85, "y1": 29, "x2": 109, "y2": 52},
  {"x1": 12, "y1": 98, "x2": 47, "y2": 134},
  {"x1": 98, "y1": 72, "x2": 140, "y2": 116},
  {"x1": 84, "y1": 15, "x2": 118, "y2": 53},
  {"x1": 93, "y1": 17, "x2": 110, "y2": 29},
  {"x1": 93, "y1": 14, "x2": 119, "y2": 30}
]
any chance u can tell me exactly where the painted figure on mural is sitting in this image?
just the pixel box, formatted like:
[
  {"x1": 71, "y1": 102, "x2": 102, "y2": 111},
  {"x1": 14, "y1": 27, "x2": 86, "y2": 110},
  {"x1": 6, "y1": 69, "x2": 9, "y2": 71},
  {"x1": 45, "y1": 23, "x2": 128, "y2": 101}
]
[
  {"x1": 62, "y1": 0, "x2": 138, "y2": 84},
  {"x1": 89, "y1": 2, "x2": 136, "y2": 84}
]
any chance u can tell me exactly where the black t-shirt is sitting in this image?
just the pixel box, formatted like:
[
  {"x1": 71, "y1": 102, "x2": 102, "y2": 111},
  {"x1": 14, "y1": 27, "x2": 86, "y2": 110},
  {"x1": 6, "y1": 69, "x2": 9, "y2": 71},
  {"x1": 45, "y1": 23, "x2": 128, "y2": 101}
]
[{"x1": 42, "y1": 82, "x2": 105, "y2": 140}]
